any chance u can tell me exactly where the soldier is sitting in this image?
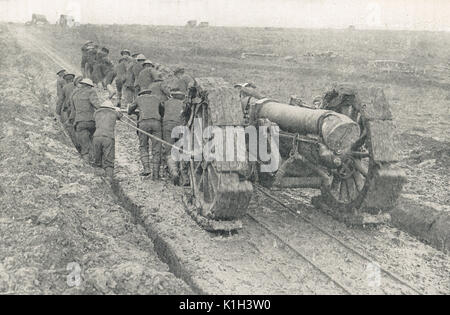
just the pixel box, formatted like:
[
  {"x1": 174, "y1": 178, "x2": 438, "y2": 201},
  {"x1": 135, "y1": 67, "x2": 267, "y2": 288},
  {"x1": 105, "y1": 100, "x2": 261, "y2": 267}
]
[
  {"x1": 131, "y1": 54, "x2": 147, "y2": 97},
  {"x1": 134, "y1": 59, "x2": 157, "y2": 96},
  {"x1": 124, "y1": 54, "x2": 145, "y2": 104},
  {"x1": 120, "y1": 49, "x2": 131, "y2": 57},
  {"x1": 114, "y1": 57, "x2": 128, "y2": 108},
  {"x1": 161, "y1": 89, "x2": 185, "y2": 185},
  {"x1": 92, "y1": 47, "x2": 114, "y2": 88},
  {"x1": 65, "y1": 76, "x2": 84, "y2": 151},
  {"x1": 173, "y1": 67, "x2": 196, "y2": 94},
  {"x1": 59, "y1": 73, "x2": 76, "y2": 123},
  {"x1": 69, "y1": 78, "x2": 100, "y2": 162},
  {"x1": 127, "y1": 88, "x2": 163, "y2": 179},
  {"x1": 148, "y1": 74, "x2": 171, "y2": 103},
  {"x1": 92, "y1": 99, "x2": 123, "y2": 179},
  {"x1": 84, "y1": 45, "x2": 98, "y2": 79},
  {"x1": 55, "y1": 69, "x2": 66, "y2": 116},
  {"x1": 81, "y1": 40, "x2": 94, "y2": 76}
]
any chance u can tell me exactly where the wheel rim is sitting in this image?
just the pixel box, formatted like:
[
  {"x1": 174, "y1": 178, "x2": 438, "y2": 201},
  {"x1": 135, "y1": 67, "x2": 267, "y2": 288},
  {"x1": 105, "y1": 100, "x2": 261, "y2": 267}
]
[
  {"x1": 188, "y1": 103, "x2": 221, "y2": 217},
  {"x1": 323, "y1": 111, "x2": 373, "y2": 209}
]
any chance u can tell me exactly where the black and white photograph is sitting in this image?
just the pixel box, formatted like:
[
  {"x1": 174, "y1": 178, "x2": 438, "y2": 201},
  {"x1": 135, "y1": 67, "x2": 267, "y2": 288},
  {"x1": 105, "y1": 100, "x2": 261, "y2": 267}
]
[{"x1": 0, "y1": 0, "x2": 448, "y2": 299}]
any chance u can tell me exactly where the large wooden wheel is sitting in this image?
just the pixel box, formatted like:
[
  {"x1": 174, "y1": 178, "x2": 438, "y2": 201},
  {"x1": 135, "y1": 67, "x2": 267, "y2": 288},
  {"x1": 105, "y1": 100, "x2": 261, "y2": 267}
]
[
  {"x1": 188, "y1": 101, "x2": 253, "y2": 220},
  {"x1": 321, "y1": 110, "x2": 374, "y2": 210}
]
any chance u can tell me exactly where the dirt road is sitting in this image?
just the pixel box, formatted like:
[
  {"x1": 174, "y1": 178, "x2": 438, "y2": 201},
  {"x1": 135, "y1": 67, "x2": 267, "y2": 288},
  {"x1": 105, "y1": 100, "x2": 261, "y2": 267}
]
[{"x1": 2, "y1": 24, "x2": 449, "y2": 294}]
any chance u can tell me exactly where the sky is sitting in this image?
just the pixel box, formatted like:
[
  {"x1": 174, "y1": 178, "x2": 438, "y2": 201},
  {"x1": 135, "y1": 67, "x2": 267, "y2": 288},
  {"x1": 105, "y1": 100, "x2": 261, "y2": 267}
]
[{"x1": 1, "y1": 0, "x2": 450, "y2": 31}]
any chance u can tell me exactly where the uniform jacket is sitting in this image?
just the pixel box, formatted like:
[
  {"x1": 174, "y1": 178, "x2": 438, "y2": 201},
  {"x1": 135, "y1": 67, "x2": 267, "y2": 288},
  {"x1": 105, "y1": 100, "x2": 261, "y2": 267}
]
[
  {"x1": 125, "y1": 59, "x2": 137, "y2": 87},
  {"x1": 162, "y1": 98, "x2": 183, "y2": 123},
  {"x1": 72, "y1": 86, "x2": 101, "y2": 123},
  {"x1": 61, "y1": 82, "x2": 76, "y2": 110},
  {"x1": 174, "y1": 74, "x2": 195, "y2": 94},
  {"x1": 57, "y1": 77, "x2": 66, "y2": 100},
  {"x1": 135, "y1": 68, "x2": 159, "y2": 90},
  {"x1": 128, "y1": 94, "x2": 162, "y2": 122},
  {"x1": 149, "y1": 81, "x2": 171, "y2": 102},
  {"x1": 86, "y1": 49, "x2": 98, "y2": 64},
  {"x1": 115, "y1": 60, "x2": 129, "y2": 81},
  {"x1": 93, "y1": 107, "x2": 123, "y2": 139}
]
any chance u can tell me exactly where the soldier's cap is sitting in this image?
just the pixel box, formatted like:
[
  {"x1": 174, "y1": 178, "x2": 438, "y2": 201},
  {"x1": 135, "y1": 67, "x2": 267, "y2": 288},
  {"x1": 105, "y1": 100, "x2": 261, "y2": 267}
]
[
  {"x1": 173, "y1": 67, "x2": 185, "y2": 75},
  {"x1": 101, "y1": 47, "x2": 109, "y2": 54},
  {"x1": 100, "y1": 99, "x2": 114, "y2": 108},
  {"x1": 63, "y1": 73, "x2": 75, "y2": 79},
  {"x1": 74, "y1": 76, "x2": 84, "y2": 85},
  {"x1": 131, "y1": 53, "x2": 140, "y2": 58},
  {"x1": 138, "y1": 89, "x2": 152, "y2": 96},
  {"x1": 121, "y1": 49, "x2": 131, "y2": 56},
  {"x1": 136, "y1": 54, "x2": 146, "y2": 61},
  {"x1": 80, "y1": 78, "x2": 94, "y2": 87},
  {"x1": 56, "y1": 69, "x2": 66, "y2": 75},
  {"x1": 143, "y1": 59, "x2": 154, "y2": 66},
  {"x1": 85, "y1": 40, "x2": 94, "y2": 45}
]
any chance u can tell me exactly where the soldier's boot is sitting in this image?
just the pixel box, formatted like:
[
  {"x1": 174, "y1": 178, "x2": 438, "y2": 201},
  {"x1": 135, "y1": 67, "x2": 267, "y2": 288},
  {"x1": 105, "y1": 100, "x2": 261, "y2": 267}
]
[
  {"x1": 140, "y1": 158, "x2": 151, "y2": 177},
  {"x1": 151, "y1": 163, "x2": 160, "y2": 180},
  {"x1": 167, "y1": 155, "x2": 180, "y2": 185}
]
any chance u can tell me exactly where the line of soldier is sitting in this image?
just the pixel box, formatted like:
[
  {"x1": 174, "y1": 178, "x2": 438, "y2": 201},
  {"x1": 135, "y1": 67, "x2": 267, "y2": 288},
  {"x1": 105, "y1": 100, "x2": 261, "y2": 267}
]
[{"x1": 55, "y1": 40, "x2": 196, "y2": 185}]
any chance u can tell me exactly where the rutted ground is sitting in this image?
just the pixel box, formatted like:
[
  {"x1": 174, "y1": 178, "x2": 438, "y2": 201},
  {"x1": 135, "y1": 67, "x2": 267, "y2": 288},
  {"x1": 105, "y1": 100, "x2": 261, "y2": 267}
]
[
  {"x1": 0, "y1": 24, "x2": 191, "y2": 295},
  {"x1": 2, "y1": 24, "x2": 449, "y2": 295}
]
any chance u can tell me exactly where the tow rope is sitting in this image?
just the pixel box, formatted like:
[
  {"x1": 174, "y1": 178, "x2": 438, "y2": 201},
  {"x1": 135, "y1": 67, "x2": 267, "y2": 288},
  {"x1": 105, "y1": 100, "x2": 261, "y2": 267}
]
[{"x1": 117, "y1": 118, "x2": 194, "y2": 156}]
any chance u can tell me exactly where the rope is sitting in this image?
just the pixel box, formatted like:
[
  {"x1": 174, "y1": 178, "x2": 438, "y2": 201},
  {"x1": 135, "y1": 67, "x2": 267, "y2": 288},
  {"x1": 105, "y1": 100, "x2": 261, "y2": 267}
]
[{"x1": 117, "y1": 118, "x2": 194, "y2": 156}]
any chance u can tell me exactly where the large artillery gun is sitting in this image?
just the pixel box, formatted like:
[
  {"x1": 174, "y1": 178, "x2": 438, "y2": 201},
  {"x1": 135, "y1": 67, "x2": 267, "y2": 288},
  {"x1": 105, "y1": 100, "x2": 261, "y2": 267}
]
[{"x1": 183, "y1": 78, "x2": 406, "y2": 231}]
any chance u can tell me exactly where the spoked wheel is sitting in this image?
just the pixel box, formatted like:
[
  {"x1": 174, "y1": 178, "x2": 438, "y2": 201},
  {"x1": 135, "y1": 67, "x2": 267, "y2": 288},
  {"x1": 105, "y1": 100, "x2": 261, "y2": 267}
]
[
  {"x1": 187, "y1": 101, "x2": 253, "y2": 221},
  {"x1": 321, "y1": 111, "x2": 374, "y2": 211}
]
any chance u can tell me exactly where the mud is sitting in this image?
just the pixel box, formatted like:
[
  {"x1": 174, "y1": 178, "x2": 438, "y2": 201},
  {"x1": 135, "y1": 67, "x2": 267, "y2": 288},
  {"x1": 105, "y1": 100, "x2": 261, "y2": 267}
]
[
  {"x1": 2, "y1": 23, "x2": 449, "y2": 295},
  {"x1": 0, "y1": 24, "x2": 191, "y2": 295}
]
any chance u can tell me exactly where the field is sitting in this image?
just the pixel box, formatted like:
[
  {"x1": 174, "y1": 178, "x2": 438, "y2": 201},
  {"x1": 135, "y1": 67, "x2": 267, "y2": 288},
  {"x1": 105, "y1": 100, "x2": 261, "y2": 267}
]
[
  {"x1": 1, "y1": 22, "x2": 449, "y2": 294},
  {"x1": 32, "y1": 24, "x2": 449, "y2": 204}
]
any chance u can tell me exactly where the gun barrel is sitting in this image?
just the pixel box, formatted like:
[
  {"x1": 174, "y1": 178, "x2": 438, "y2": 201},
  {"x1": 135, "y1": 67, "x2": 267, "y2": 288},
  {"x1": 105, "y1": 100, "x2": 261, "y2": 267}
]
[{"x1": 256, "y1": 100, "x2": 360, "y2": 152}]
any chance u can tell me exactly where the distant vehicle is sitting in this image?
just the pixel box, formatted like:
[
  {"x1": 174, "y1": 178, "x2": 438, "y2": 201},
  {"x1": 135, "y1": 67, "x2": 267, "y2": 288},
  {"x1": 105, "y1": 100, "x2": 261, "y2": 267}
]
[
  {"x1": 198, "y1": 22, "x2": 209, "y2": 28},
  {"x1": 186, "y1": 20, "x2": 197, "y2": 28},
  {"x1": 371, "y1": 60, "x2": 415, "y2": 74},
  {"x1": 58, "y1": 14, "x2": 76, "y2": 28},
  {"x1": 31, "y1": 14, "x2": 49, "y2": 25}
]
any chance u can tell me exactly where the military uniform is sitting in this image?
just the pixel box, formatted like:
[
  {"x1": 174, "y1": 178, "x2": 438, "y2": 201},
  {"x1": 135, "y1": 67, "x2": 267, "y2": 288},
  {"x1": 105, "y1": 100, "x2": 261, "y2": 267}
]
[
  {"x1": 174, "y1": 74, "x2": 194, "y2": 94},
  {"x1": 65, "y1": 82, "x2": 83, "y2": 152},
  {"x1": 135, "y1": 67, "x2": 159, "y2": 95},
  {"x1": 60, "y1": 81, "x2": 76, "y2": 123},
  {"x1": 81, "y1": 42, "x2": 93, "y2": 76},
  {"x1": 114, "y1": 58, "x2": 131, "y2": 107},
  {"x1": 70, "y1": 83, "x2": 100, "y2": 161},
  {"x1": 55, "y1": 75, "x2": 66, "y2": 115},
  {"x1": 92, "y1": 53, "x2": 114, "y2": 85},
  {"x1": 93, "y1": 104, "x2": 123, "y2": 178},
  {"x1": 124, "y1": 59, "x2": 138, "y2": 103},
  {"x1": 128, "y1": 92, "x2": 163, "y2": 178},
  {"x1": 148, "y1": 80, "x2": 171, "y2": 103},
  {"x1": 161, "y1": 96, "x2": 184, "y2": 183},
  {"x1": 85, "y1": 48, "x2": 98, "y2": 79}
]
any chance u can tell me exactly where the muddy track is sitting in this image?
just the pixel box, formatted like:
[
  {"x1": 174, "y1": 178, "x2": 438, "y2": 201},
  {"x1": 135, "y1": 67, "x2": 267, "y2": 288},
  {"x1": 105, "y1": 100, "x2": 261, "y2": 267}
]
[
  {"x1": 14, "y1": 26, "x2": 450, "y2": 295},
  {"x1": 249, "y1": 187, "x2": 422, "y2": 294}
]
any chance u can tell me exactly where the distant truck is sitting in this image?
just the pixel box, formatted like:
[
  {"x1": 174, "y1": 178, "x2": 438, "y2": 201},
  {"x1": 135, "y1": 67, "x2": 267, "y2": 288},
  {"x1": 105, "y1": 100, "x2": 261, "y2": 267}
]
[
  {"x1": 31, "y1": 14, "x2": 49, "y2": 25},
  {"x1": 186, "y1": 20, "x2": 197, "y2": 28},
  {"x1": 58, "y1": 14, "x2": 76, "y2": 27}
]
